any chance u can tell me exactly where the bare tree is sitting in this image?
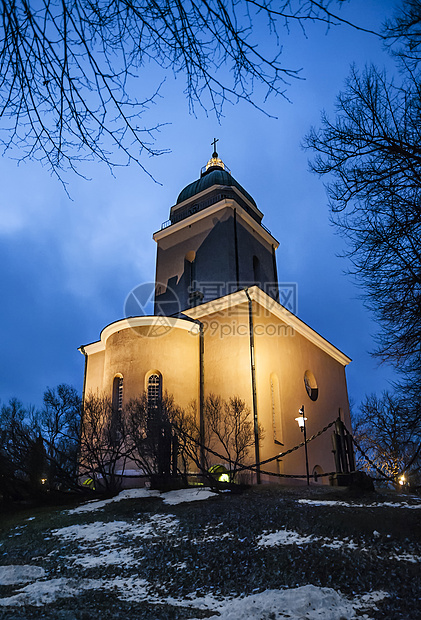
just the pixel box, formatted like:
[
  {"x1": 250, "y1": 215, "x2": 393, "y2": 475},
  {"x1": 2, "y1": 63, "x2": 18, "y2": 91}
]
[
  {"x1": 37, "y1": 384, "x2": 82, "y2": 489},
  {"x1": 305, "y1": 2, "x2": 421, "y2": 377},
  {"x1": 353, "y1": 392, "x2": 421, "y2": 485},
  {"x1": 124, "y1": 392, "x2": 185, "y2": 488},
  {"x1": 305, "y1": 2, "x2": 421, "y2": 481},
  {"x1": 169, "y1": 394, "x2": 264, "y2": 484},
  {"x1": 0, "y1": 1, "x2": 374, "y2": 179},
  {"x1": 0, "y1": 399, "x2": 32, "y2": 496},
  {"x1": 203, "y1": 394, "x2": 263, "y2": 481},
  {"x1": 384, "y1": 0, "x2": 421, "y2": 67},
  {"x1": 169, "y1": 400, "x2": 200, "y2": 484},
  {"x1": 0, "y1": 398, "x2": 48, "y2": 498},
  {"x1": 79, "y1": 393, "x2": 127, "y2": 494}
]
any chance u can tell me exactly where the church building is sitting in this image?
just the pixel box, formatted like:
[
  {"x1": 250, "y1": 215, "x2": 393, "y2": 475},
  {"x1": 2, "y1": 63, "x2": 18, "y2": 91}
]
[{"x1": 79, "y1": 147, "x2": 352, "y2": 484}]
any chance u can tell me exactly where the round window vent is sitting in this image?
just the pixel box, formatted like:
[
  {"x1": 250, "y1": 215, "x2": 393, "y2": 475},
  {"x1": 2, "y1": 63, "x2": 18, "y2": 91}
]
[{"x1": 304, "y1": 370, "x2": 318, "y2": 401}]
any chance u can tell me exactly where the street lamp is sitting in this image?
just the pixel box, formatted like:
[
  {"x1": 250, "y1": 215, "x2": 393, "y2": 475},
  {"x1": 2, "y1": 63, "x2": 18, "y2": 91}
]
[{"x1": 295, "y1": 405, "x2": 310, "y2": 486}]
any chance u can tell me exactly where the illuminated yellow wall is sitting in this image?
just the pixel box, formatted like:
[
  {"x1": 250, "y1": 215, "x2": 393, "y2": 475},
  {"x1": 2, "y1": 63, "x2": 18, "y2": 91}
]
[
  {"x1": 83, "y1": 350, "x2": 105, "y2": 397},
  {"x1": 83, "y1": 319, "x2": 200, "y2": 412},
  {"x1": 186, "y1": 289, "x2": 351, "y2": 484},
  {"x1": 81, "y1": 290, "x2": 351, "y2": 485},
  {"x1": 251, "y1": 301, "x2": 350, "y2": 481}
]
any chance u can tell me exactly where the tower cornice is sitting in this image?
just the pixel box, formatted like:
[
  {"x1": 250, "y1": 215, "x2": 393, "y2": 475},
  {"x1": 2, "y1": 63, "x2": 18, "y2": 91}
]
[{"x1": 153, "y1": 198, "x2": 279, "y2": 248}]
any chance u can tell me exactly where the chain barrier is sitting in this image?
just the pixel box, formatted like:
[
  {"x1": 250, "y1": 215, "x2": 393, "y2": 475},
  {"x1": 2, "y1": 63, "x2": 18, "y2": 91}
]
[
  {"x1": 90, "y1": 418, "x2": 405, "y2": 485},
  {"x1": 86, "y1": 417, "x2": 362, "y2": 483},
  {"x1": 237, "y1": 418, "x2": 338, "y2": 472},
  {"x1": 241, "y1": 465, "x2": 338, "y2": 479},
  {"x1": 87, "y1": 417, "x2": 360, "y2": 483},
  {"x1": 173, "y1": 417, "x2": 338, "y2": 479},
  {"x1": 86, "y1": 416, "x2": 412, "y2": 486}
]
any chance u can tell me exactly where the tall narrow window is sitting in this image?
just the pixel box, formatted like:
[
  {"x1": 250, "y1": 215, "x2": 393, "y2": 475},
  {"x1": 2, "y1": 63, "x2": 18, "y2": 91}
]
[
  {"x1": 112, "y1": 375, "x2": 124, "y2": 412},
  {"x1": 270, "y1": 373, "x2": 283, "y2": 445},
  {"x1": 185, "y1": 250, "x2": 196, "y2": 290},
  {"x1": 253, "y1": 255, "x2": 261, "y2": 285},
  {"x1": 111, "y1": 375, "x2": 123, "y2": 445},
  {"x1": 147, "y1": 373, "x2": 162, "y2": 409}
]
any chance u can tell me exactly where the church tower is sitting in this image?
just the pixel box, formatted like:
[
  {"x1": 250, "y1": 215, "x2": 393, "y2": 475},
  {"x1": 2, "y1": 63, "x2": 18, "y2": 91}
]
[{"x1": 153, "y1": 145, "x2": 279, "y2": 316}]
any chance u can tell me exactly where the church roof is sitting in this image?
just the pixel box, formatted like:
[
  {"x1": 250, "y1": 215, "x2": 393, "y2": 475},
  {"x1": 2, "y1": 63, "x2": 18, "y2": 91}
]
[
  {"x1": 80, "y1": 286, "x2": 351, "y2": 367},
  {"x1": 176, "y1": 155, "x2": 257, "y2": 208},
  {"x1": 184, "y1": 286, "x2": 351, "y2": 367}
]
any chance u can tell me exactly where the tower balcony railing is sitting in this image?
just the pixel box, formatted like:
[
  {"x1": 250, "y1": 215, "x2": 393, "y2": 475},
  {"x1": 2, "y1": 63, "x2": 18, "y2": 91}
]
[
  {"x1": 163, "y1": 188, "x2": 265, "y2": 228},
  {"x1": 161, "y1": 215, "x2": 272, "y2": 235}
]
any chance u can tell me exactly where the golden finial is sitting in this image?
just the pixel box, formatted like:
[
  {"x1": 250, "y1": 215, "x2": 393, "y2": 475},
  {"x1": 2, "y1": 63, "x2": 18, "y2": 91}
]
[{"x1": 205, "y1": 138, "x2": 228, "y2": 172}]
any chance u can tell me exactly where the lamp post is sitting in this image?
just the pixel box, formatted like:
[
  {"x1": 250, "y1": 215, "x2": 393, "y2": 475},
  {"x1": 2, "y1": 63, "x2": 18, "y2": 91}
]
[{"x1": 295, "y1": 405, "x2": 310, "y2": 486}]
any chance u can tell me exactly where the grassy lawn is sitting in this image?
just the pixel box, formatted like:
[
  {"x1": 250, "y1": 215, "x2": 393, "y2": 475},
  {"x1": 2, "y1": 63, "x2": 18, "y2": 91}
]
[{"x1": 0, "y1": 485, "x2": 420, "y2": 619}]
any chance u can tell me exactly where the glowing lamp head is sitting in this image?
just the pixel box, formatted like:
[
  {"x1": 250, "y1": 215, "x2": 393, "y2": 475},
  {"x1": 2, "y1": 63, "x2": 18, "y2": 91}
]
[
  {"x1": 295, "y1": 406, "x2": 307, "y2": 431},
  {"x1": 398, "y1": 474, "x2": 406, "y2": 486}
]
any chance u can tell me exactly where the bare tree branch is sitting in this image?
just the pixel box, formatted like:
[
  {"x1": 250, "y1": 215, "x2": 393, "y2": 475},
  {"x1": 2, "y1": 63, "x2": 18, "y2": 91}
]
[
  {"x1": 0, "y1": 0, "x2": 373, "y2": 179},
  {"x1": 352, "y1": 392, "x2": 421, "y2": 484},
  {"x1": 305, "y1": 59, "x2": 421, "y2": 373}
]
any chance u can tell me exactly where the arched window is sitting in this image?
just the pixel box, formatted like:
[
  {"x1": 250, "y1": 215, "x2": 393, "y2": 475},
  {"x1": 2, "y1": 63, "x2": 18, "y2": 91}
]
[
  {"x1": 111, "y1": 375, "x2": 123, "y2": 445},
  {"x1": 112, "y1": 375, "x2": 124, "y2": 412},
  {"x1": 185, "y1": 251, "x2": 196, "y2": 290},
  {"x1": 147, "y1": 373, "x2": 162, "y2": 409},
  {"x1": 312, "y1": 465, "x2": 324, "y2": 483}
]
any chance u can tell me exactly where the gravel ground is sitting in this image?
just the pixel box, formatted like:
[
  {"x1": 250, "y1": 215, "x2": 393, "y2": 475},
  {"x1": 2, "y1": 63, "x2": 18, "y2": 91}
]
[{"x1": 0, "y1": 485, "x2": 420, "y2": 619}]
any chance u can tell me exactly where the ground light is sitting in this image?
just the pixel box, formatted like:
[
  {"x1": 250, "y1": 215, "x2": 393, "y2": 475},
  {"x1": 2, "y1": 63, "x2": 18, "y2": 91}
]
[
  {"x1": 209, "y1": 464, "x2": 230, "y2": 484},
  {"x1": 295, "y1": 406, "x2": 310, "y2": 486}
]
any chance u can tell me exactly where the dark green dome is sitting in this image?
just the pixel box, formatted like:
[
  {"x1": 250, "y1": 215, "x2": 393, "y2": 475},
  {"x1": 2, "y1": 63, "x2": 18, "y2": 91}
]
[{"x1": 176, "y1": 167, "x2": 257, "y2": 207}]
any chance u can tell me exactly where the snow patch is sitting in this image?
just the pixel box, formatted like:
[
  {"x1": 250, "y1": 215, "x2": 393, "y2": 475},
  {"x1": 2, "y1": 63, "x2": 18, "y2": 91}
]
[
  {"x1": 380, "y1": 501, "x2": 421, "y2": 509},
  {"x1": 323, "y1": 538, "x2": 358, "y2": 551},
  {"x1": 181, "y1": 523, "x2": 234, "y2": 545},
  {"x1": 0, "y1": 573, "x2": 389, "y2": 619},
  {"x1": 190, "y1": 531, "x2": 233, "y2": 544},
  {"x1": 162, "y1": 487, "x2": 217, "y2": 505},
  {"x1": 298, "y1": 499, "x2": 421, "y2": 509},
  {"x1": 0, "y1": 565, "x2": 45, "y2": 586},
  {"x1": 52, "y1": 513, "x2": 179, "y2": 544},
  {"x1": 257, "y1": 529, "x2": 359, "y2": 551},
  {"x1": 67, "y1": 488, "x2": 161, "y2": 514},
  {"x1": 257, "y1": 529, "x2": 316, "y2": 547},
  {"x1": 0, "y1": 578, "x2": 103, "y2": 607},
  {"x1": 50, "y1": 513, "x2": 179, "y2": 571},
  {"x1": 70, "y1": 548, "x2": 138, "y2": 568},
  {"x1": 183, "y1": 585, "x2": 388, "y2": 620},
  {"x1": 67, "y1": 486, "x2": 216, "y2": 513},
  {"x1": 390, "y1": 553, "x2": 420, "y2": 563}
]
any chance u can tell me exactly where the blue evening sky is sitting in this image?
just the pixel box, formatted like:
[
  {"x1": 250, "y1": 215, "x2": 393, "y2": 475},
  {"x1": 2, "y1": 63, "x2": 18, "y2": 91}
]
[{"x1": 0, "y1": 0, "x2": 399, "y2": 411}]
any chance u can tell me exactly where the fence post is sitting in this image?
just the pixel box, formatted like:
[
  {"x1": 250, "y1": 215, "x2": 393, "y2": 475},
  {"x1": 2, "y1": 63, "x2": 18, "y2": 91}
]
[
  {"x1": 335, "y1": 418, "x2": 349, "y2": 474},
  {"x1": 331, "y1": 432, "x2": 341, "y2": 473},
  {"x1": 345, "y1": 433, "x2": 356, "y2": 472}
]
